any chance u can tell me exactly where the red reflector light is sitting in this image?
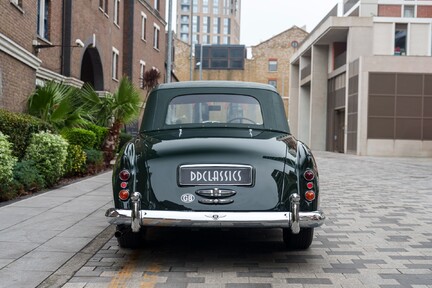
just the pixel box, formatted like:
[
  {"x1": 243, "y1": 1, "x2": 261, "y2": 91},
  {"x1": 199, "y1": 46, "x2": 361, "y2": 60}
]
[
  {"x1": 305, "y1": 191, "x2": 315, "y2": 201},
  {"x1": 306, "y1": 182, "x2": 314, "y2": 189},
  {"x1": 119, "y1": 170, "x2": 130, "y2": 181},
  {"x1": 120, "y1": 182, "x2": 128, "y2": 189},
  {"x1": 119, "y1": 190, "x2": 130, "y2": 201},
  {"x1": 304, "y1": 170, "x2": 315, "y2": 181}
]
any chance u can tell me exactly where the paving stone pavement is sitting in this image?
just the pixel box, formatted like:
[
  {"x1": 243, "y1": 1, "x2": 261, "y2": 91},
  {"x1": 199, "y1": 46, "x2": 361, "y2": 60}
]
[{"x1": 61, "y1": 152, "x2": 432, "y2": 287}]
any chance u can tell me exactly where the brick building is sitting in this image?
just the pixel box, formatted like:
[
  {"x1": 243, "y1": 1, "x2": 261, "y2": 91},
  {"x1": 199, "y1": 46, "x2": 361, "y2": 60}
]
[
  {"x1": 289, "y1": 0, "x2": 432, "y2": 157},
  {"x1": 174, "y1": 26, "x2": 308, "y2": 115},
  {"x1": 0, "y1": 0, "x2": 167, "y2": 113}
]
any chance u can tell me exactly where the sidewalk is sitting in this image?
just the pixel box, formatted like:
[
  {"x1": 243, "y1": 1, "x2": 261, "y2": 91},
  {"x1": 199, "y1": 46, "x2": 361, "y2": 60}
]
[{"x1": 0, "y1": 171, "x2": 113, "y2": 288}]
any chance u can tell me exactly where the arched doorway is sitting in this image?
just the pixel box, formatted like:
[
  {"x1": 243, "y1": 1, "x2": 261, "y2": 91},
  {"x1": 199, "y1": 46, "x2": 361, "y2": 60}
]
[{"x1": 80, "y1": 48, "x2": 104, "y2": 90}]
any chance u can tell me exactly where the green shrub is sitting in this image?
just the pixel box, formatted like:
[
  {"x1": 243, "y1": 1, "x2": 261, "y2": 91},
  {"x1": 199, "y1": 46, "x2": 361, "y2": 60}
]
[
  {"x1": 64, "y1": 144, "x2": 87, "y2": 176},
  {"x1": 61, "y1": 128, "x2": 96, "y2": 149},
  {"x1": 84, "y1": 149, "x2": 105, "y2": 174},
  {"x1": 86, "y1": 123, "x2": 109, "y2": 149},
  {"x1": 0, "y1": 179, "x2": 24, "y2": 202},
  {"x1": 24, "y1": 131, "x2": 69, "y2": 187},
  {"x1": 0, "y1": 132, "x2": 17, "y2": 184},
  {"x1": 0, "y1": 109, "x2": 52, "y2": 159},
  {"x1": 117, "y1": 132, "x2": 133, "y2": 152},
  {"x1": 13, "y1": 160, "x2": 45, "y2": 192}
]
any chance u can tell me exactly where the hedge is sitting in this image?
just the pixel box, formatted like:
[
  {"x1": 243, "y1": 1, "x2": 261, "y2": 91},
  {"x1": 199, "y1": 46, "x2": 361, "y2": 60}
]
[
  {"x1": 61, "y1": 127, "x2": 96, "y2": 150},
  {"x1": 0, "y1": 109, "x2": 53, "y2": 159},
  {"x1": 86, "y1": 123, "x2": 109, "y2": 149},
  {"x1": 0, "y1": 132, "x2": 17, "y2": 184}
]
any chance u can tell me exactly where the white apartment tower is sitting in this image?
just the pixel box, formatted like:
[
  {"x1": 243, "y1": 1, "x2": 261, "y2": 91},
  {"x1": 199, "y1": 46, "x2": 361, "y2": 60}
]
[{"x1": 176, "y1": 0, "x2": 241, "y2": 45}]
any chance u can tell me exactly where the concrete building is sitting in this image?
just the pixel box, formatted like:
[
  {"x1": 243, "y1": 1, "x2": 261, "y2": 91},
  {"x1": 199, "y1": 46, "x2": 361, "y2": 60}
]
[
  {"x1": 176, "y1": 0, "x2": 241, "y2": 45},
  {"x1": 174, "y1": 26, "x2": 308, "y2": 115},
  {"x1": 289, "y1": 0, "x2": 432, "y2": 157},
  {"x1": 0, "y1": 0, "x2": 167, "y2": 113}
]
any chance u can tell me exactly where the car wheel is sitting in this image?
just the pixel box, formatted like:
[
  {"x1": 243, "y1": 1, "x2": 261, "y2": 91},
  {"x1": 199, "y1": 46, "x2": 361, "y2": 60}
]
[
  {"x1": 115, "y1": 224, "x2": 146, "y2": 249},
  {"x1": 283, "y1": 228, "x2": 314, "y2": 250}
]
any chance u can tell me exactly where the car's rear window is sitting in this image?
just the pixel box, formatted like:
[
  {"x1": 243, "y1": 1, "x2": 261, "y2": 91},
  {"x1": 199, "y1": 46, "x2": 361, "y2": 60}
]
[{"x1": 165, "y1": 94, "x2": 263, "y2": 126}]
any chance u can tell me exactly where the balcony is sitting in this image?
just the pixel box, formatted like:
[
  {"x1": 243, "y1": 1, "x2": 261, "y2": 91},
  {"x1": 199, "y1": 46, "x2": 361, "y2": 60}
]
[
  {"x1": 301, "y1": 65, "x2": 311, "y2": 80},
  {"x1": 334, "y1": 51, "x2": 346, "y2": 70}
]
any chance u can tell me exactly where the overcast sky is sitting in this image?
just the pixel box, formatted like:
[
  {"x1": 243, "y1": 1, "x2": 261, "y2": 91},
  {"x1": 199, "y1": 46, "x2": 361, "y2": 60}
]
[
  {"x1": 240, "y1": 0, "x2": 341, "y2": 46},
  {"x1": 169, "y1": 0, "x2": 341, "y2": 46}
]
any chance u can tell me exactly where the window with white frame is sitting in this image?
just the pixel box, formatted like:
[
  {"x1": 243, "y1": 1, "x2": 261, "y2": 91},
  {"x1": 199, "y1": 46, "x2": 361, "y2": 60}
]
[
  {"x1": 268, "y1": 59, "x2": 278, "y2": 71},
  {"x1": 141, "y1": 12, "x2": 147, "y2": 40},
  {"x1": 394, "y1": 23, "x2": 407, "y2": 56},
  {"x1": 139, "y1": 60, "x2": 146, "y2": 89},
  {"x1": 10, "y1": 0, "x2": 23, "y2": 8},
  {"x1": 114, "y1": 0, "x2": 120, "y2": 25},
  {"x1": 99, "y1": 0, "x2": 109, "y2": 14},
  {"x1": 112, "y1": 47, "x2": 119, "y2": 80},
  {"x1": 268, "y1": 79, "x2": 277, "y2": 88},
  {"x1": 404, "y1": 5, "x2": 415, "y2": 17},
  {"x1": 37, "y1": 0, "x2": 50, "y2": 40},
  {"x1": 154, "y1": 0, "x2": 160, "y2": 11},
  {"x1": 153, "y1": 24, "x2": 160, "y2": 50}
]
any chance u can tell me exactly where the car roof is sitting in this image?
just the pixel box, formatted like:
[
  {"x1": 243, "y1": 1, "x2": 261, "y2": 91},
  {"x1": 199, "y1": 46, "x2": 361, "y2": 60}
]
[
  {"x1": 141, "y1": 80, "x2": 289, "y2": 134},
  {"x1": 155, "y1": 81, "x2": 278, "y2": 92}
]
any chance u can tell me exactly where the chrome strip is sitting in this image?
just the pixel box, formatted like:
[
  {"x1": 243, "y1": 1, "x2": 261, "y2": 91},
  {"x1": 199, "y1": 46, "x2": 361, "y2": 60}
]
[{"x1": 106, "y1": 209, "x2": 325, "y2": 229}]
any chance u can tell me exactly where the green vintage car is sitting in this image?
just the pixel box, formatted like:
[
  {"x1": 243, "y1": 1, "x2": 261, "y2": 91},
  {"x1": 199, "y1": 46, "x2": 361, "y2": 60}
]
[{"x1": 106, "y1": 81, "x2": 325, "y2": 249}]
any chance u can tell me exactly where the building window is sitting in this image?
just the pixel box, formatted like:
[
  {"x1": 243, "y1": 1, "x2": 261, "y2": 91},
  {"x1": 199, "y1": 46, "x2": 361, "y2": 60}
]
[
  {"x1": 154, "y1": 0, "x2": 160, "y2": 11},
  {"x1": 153, "y1": 24, "x2": 160, "y2": 50},
  {"x1": 112, "y1": 47, "x2": 119, "y2": 80},
  {"x1": 268, "y1": 79, "x2": 277, "y2": 88},
  {"x1": 195, "y1": 45, "x2": 245, "y2": 69},
  {"x1": 10, "y1": 0, "x2": 23, "y2": 8},
  {"x1": 37, "y1": 0, "x2": 50, "y2": 40},
  {"x1": 404, "y1": 5, "x2": 415, "y2": 17},
  {"x1": 114, "y1": 0, "x2": 120, "y2": 26},
  {"x1": 395, "y1": 23, "x2": 407, "y2": 55},
  {"x1": 141, "y1": 12, "x2": 147, "y2": 40},
  {"x1": 99, "y1": 0, "x2": 109, "y2": 14},
  {"x1": 139, "y1": 60, "x2": 146, "y2": 89},
  {"x1": 213, "y1": 17, "x2": 220, "y2": 34},
  {"x1": 268, "y1": 59, "x2": 278, "y2": 72}
]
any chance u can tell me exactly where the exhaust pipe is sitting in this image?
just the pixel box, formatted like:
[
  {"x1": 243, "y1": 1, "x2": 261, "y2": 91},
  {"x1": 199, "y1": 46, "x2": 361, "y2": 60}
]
[{"x1": 114, "y1": 231, "x2": 123, "y2": 238}]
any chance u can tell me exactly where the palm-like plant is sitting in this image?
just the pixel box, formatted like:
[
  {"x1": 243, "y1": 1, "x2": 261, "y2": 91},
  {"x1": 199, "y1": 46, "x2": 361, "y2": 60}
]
[
  {"x1": 27, "y1": 81, "x2": 86, "y2": 130},
  {"x1": 78, "y1": 83, "x2": 114, "y2": 127},
  {"x1": 102, "y1": 77, "x2": 141, "y2": 164}
]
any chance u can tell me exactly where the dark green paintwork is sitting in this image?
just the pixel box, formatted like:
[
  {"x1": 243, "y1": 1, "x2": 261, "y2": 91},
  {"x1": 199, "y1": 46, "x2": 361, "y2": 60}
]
[{"x1": 112, "y1": 81, "x2": 319, "y2": 214}]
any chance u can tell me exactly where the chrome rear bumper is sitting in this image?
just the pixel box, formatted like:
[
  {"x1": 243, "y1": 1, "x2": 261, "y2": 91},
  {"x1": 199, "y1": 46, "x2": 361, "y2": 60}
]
[
  {"x1": 105, "y1": 193, "x2": 325, "y2": 234},
  {"x1": 106, "y1": 208, "x2": 325, "y2": 228}
]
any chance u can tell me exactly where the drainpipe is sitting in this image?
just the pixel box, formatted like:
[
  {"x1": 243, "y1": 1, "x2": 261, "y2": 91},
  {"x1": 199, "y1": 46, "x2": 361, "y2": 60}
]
[{"x1": 61, "y1": 0, "x2": 72, "y2": 76}]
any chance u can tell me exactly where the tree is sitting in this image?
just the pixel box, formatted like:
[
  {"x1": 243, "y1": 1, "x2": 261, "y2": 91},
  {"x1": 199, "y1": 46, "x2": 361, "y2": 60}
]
[
  {"x1": 142, "y1": 68, "x2": 161, "y2": 107},
  {"x1": 102, "y1": 77, "x2": 141, "y2": 165}
]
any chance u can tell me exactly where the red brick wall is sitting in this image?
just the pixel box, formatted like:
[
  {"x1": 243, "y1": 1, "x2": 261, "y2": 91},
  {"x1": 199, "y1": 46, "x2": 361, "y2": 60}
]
[
  {"x1": 0, "y1": 1, "x2": 37, "y2": 51},
  {"x1": 0, "y1": 1, "x2": 38, "y2": 112},
  {"x1": 0, "y1": 53, "x2": 36, "y2": 112},
  {"x1": 417, "y1": 6, "x2": 432, "y2": 18},
  {"x1": 378, "y1": 5, "x2": 401, "y2": 17},
  {"x1": 132, "y1": 0, "x2": 167, "y2": 90}
]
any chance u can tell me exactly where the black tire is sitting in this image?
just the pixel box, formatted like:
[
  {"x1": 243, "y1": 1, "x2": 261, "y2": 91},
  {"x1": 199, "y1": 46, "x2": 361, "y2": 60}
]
[
  {"x1": 283, "y1": 228, "x2": 314, "y2": 250},
  {"x1": 115, "y1": 225, "x2": 146, "y2": 249}
]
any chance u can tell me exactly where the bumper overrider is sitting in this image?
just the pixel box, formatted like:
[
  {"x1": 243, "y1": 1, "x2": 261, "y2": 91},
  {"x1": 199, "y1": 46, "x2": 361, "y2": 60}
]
[{"x1": 105, "y1": 192, "x2": 325, "y2": 234}]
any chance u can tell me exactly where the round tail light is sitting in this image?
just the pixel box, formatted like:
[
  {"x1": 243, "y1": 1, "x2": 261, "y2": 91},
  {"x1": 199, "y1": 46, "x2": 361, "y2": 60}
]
[
  {"x1": 305, "y1": 190, "x2": 315, "y2": 201},
  {"x1": 304, "y1": 170, "x2": 315, "y2": 181},
  {"x1": 306, "y1": 182, "x2": 314, "y2": 189},
  {"x1": 119, "y1": 170, "x2": 130, "y2": 181},
  {"x1": 119, "y1": 189, "x2": 130, "y2": 201}
]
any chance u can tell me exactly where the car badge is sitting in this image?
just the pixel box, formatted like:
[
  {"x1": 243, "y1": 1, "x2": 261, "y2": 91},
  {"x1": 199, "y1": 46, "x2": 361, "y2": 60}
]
[{"x1": 180, "y1": 193, "x2": 195, "y2": 203}]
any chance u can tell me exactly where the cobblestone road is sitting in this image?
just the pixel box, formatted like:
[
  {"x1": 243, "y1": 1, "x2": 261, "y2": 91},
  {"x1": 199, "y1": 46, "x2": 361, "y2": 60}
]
[{"x1": 63, "y1": 152, "x2": 432, "y2": 288}]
